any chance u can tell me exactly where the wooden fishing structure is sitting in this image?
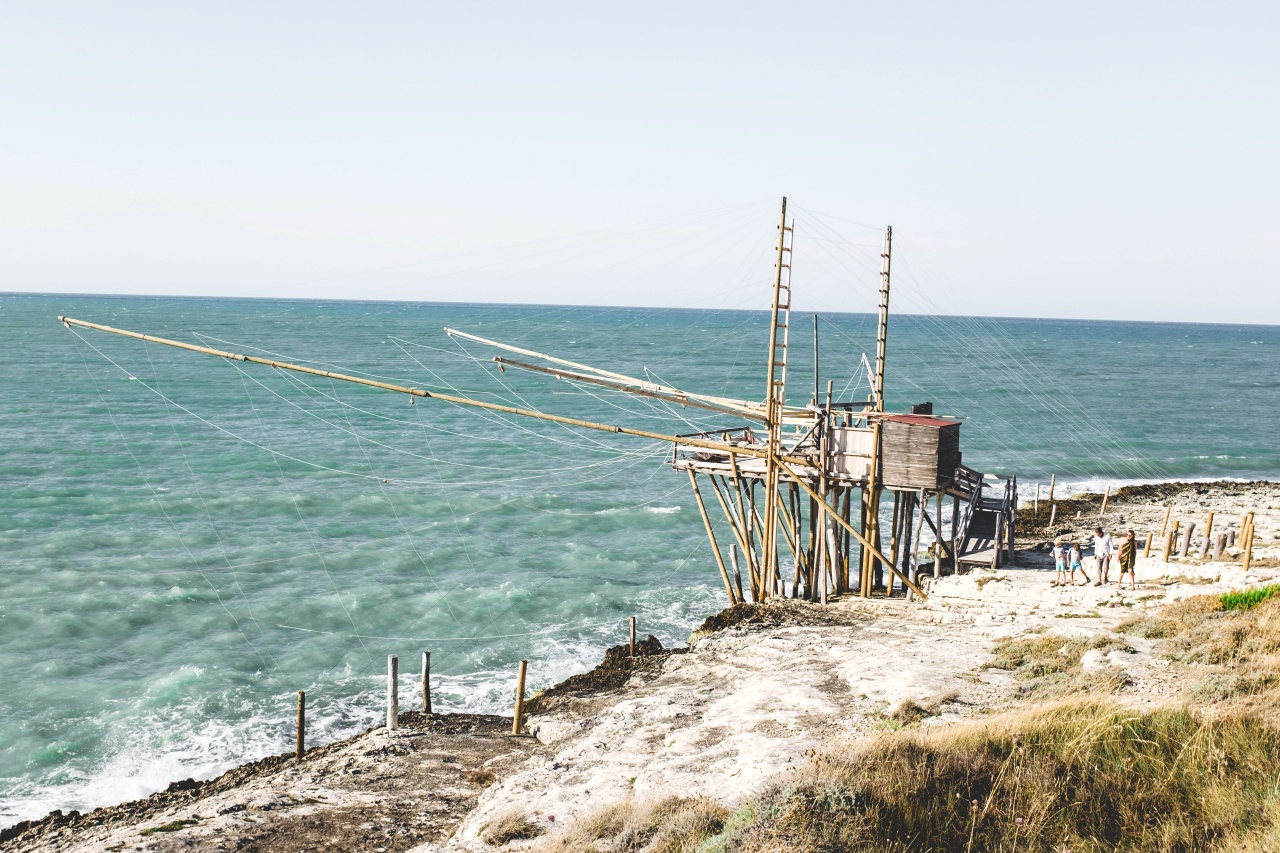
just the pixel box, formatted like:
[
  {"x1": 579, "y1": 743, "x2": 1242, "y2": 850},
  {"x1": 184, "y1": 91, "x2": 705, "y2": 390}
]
[{"x1": 59, "y1": 198, "x2": 1017, "y2": 605}]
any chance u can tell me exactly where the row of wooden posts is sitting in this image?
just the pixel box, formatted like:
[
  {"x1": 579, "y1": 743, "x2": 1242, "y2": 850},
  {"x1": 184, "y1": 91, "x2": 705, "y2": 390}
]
[
  {"x1": 1140, "y1": 507, "x2": 1258, "y2": 569},
  {"x1": 291, "y1": 617, "x2": 643, "y2": 760}
]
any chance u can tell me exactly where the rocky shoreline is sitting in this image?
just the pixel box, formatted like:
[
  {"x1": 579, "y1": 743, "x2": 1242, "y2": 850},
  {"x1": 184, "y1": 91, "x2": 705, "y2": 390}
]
[{"x1": 6, "y1": 479, "x2": 1278, "y2": 852}]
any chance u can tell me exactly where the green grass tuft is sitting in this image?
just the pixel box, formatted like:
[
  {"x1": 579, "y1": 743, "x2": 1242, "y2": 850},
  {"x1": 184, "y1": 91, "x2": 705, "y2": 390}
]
[{"x1": 1222, "y1": 584, "x2": 1280, "y2": 611}]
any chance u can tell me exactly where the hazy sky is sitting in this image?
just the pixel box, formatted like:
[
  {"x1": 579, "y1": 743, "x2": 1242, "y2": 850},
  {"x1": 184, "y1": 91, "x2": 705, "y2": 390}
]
[{"x1": 2, "y1": 2, "x2": 1277, "y2": 322}]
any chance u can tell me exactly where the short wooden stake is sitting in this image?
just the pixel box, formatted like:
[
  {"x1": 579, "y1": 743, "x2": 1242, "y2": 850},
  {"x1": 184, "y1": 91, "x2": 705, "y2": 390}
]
[
  {"x1": 1243, "y1": 512, "x2": 1256, "y2": 571},
  {"x1": 295, "y1": 690, "x2": 305, "y2": 761},
  {"x1": 421, "y1": 651, "x2": 431, "y2": 714},
  {"x1": 1162, "y1": 521, "x2": 1179, "y2": 563},
  {"x1": 1047, "y1": 504, "x2": 1057, "y2": 530},
  {"x1": 1227, "y1": 528, "x2": 1236, "y2": 548},
  {"x1": 1143, "y1": 529, "x2": 1155, "y2": 559},
  {"x1": 387, "y1": 655, "x2": 399, "y2": 731},
  {"x1": 1199, "y1": 512, "x2": 1215, "y2": 560},
  {"x1": 512, "y1": 660, "x2": 528, "y2": 736},
  {"x1": 629, "y1": 616, "x2": 637, "y2": 658},
  {"x1": 1213, "y1": 532, "x2": 1227, "y2": 562},
  {"x1": 1048, "y1": 474, "x2": 1055, "y2": 503},
  {"x1": 1034, "y1": 482, "x2": 1040, "y2": 515},
  {"x1": 1099, "y1": 486, "x2": 1110, "y2": 517},
  {"x1": 1159, "y1": 505, "x2": 1172, "y2": 539}
]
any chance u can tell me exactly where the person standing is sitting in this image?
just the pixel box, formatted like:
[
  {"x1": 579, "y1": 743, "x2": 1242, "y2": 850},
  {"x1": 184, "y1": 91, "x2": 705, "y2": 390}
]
[
  {"x1": 1052, "y1": 537, "x2": 1069, "y2": 586},
  {"x1": 1093, "y1": 527, "x2": 1114, "y2": 586},
  {"x1": 1070, "y1": 540, "x2": 1089, "y2": 585},
  {"x1": 1117, "y1": 529, "x2": 1137, "y2": 590}
]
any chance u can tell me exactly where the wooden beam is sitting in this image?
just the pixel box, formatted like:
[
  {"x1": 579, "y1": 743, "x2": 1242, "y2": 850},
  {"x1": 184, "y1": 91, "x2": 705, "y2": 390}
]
[{"x1": 687, "y1": 470, "x2": 738, "y2": 605}]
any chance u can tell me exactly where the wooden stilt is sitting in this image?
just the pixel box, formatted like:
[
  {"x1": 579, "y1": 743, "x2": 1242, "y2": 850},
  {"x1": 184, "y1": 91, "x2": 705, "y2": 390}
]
[{"x1": 688, "y1": 470, "x2": 738, "y2": 604}]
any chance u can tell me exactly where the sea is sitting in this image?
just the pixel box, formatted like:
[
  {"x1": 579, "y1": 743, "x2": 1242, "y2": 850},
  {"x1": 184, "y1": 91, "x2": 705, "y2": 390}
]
[{"x1": 2, "y1": 292, "x2": 1278, "y2": 826}]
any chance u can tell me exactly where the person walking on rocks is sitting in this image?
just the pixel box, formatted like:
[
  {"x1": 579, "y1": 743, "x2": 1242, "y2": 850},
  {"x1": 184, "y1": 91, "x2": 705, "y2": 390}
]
[
  {"x1": 1117, "y1": 529, "x2": 1137, "y2": 590},
  {"x1": 1093, "y1": 527, "x2": 1114, "y2": 586}
]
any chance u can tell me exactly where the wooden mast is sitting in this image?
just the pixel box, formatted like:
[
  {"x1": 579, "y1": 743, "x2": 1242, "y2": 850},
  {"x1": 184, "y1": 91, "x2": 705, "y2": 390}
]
[{"x1": 758, "y1": 198, "x2": 793, "y2": 601}]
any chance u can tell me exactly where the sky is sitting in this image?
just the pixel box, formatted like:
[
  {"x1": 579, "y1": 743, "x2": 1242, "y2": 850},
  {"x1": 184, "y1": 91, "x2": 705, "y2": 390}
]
[{"x1": 1, "y1": 2, "x2": 1277, "y2": 322}]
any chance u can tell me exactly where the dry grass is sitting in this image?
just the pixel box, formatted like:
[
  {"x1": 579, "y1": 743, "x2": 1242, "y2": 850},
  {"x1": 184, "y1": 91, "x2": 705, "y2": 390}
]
[
  {"x1": 481, "y1": 810, "x2": 544, "y2": 844},
  {"x1": 729, "y1": 702, "x2": 1280, "y2": 852},
  {"x1": 532, "y1": 796, "x2": 730, "y2": 853}
]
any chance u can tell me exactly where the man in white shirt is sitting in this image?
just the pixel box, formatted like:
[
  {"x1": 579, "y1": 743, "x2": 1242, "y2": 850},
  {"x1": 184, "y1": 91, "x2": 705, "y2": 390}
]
[{"x1": 1093, "y1": 527, "x2": 1114, "y2": 586}]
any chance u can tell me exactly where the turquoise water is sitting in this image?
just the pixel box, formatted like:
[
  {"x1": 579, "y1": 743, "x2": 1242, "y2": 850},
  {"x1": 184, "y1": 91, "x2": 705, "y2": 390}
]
[{"x1": 2, "y1": 293, "x2": 1278, "y2": 825}]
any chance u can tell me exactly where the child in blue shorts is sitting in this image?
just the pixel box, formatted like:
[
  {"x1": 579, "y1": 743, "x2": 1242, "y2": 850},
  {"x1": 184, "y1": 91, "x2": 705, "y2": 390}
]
[
  {"x1": 1052, "y1": 537, "x2": 1069, "y2": 586},
  {"x1": 1069, "y1": 541, "x2": 1088, "y2": 585}
]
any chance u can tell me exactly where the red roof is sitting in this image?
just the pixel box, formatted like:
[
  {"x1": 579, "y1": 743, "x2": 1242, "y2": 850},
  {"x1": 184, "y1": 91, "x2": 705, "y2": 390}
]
[{"x1": 878, "y1": 414, "x2": 961, "y2": 428}]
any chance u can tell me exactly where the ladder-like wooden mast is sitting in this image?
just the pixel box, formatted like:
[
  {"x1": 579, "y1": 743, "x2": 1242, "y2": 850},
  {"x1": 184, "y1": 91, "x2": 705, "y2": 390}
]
[{"x1": 758, "y1": 198, "x2": 794, "y2": 600}]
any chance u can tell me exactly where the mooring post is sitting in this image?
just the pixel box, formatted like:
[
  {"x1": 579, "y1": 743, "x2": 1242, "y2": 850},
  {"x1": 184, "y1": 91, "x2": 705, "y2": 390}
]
[
  {"x1": 629, "y1": 616, "x2": 637, "y2": 658},
  {"x1": 421, "y1": 651, "x2": 431, "y2": 714},
  {"x1": 387, "y1": 655, "x2": 399, "y2": 731},
  {"x1": 1099, "y1": 486, "x2": 1110, "y2": 517},
  {"x1": 512, "y1": 660, "x2": 528, "y2": 736},
  {"x1": 295, "y1": 690, "x2": 305, "y2": 761}
]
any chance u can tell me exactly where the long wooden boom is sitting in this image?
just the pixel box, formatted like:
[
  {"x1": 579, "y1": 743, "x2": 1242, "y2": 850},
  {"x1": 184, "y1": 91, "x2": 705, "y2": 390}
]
[{"x1": 58, "y1": 316, "x2": 789, "y2": 461}]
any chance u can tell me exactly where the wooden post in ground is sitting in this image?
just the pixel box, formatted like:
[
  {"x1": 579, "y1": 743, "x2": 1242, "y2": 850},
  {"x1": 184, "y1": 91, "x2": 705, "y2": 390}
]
[
  {"x1": 1199, "y1": 512, "x2": 1215, "y2": 560},
  {"x1": 1228, "y1": 528, "x2": 1236, "y2": 548},
  {"x1": 295, "y1": 691, "x2": 305, "y2": 761},
  {"x1": 1243, "y1": 512, "x2": 1256, "y2": 571},
  {"x1": 1034, "y1": 482, "x2": 1040, "y2": 515},
  {"x1": 1179, "y1": 522, "x2": 1195, "y2": 558},
  {"x1": 1048, "y1": 474, "x2": 1055, "y2": 503},
  {"x1": 1099, "y1": 486, "x2": 1110, "y2": 517},
  {"x1": 1213, "y1": 532, "x2": 1227, "y2": 562},
  {"x1": 629, "y1": 616, "x2": 637, "y2": 657},
  {"x1": 934, "y1": 491, "x2": 943, "y2": 579},
  {"x1": 421, "y1": 651, "x2": 431, "y2": 714},
  {"x1": 1160, "y1": 505, "x2": 1173, "y2": 539},
  {"x1": 1162, "y1": 521, "x2": 1179, "y2": 562},
  {"x1": 512, "y1": 660, "x2": 528, "y2": 736},
  {"x1": 1144, "y1": 530, "x2": 1156, "y2": 559},
  {"x1": 1048, "y1": 504, "x2": 1057, "y2": 530},
  {"x1": 387, "y1": 655, "x2": 399, "y2": 731}
]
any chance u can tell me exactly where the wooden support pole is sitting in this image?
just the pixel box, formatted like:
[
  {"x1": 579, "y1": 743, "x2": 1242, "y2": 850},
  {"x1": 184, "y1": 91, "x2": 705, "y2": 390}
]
[
  {"x1": 512, "y1": 660, "x2": 528, "y2": 736},
  {"x1": 934, "y1": 491, "x2": 944, "y2": 579},
  {"x1": 687, "y1": 471, "x2": 737, "y2": 605},
  {"x1": 728, "y1": 544, "x2": 745, "y2": 602},
  {"x1": 1048, "y1": 474, "x2": 1055, "y2": 503},
  {"x1": 776, "y1": 458, "x2": 929, "y2": 599},
  {"x1": 1099, "y1": 486, "x2": 1110, "y2": 517},
  {"x1": 629, "y1": 616, "x2": 637, "y2": 658},
  {"x1": 295, "y1": 690, "x2": 305, "y2": 761},
  {"x1": 387, "y1": 655, "x2": 399, "y2": 731},
  {"x1": 1199, "y1": 512, "x2": 1215, "y2": 560},
  {"x1": 421, "y1": 651, "x2": 432, "y2": 714}
]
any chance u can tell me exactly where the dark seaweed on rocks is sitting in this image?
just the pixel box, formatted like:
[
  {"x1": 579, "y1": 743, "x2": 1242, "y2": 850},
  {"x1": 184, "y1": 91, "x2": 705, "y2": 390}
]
[{"x1": 526, "y1": 636, "x2": 672, "y2": 714}]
